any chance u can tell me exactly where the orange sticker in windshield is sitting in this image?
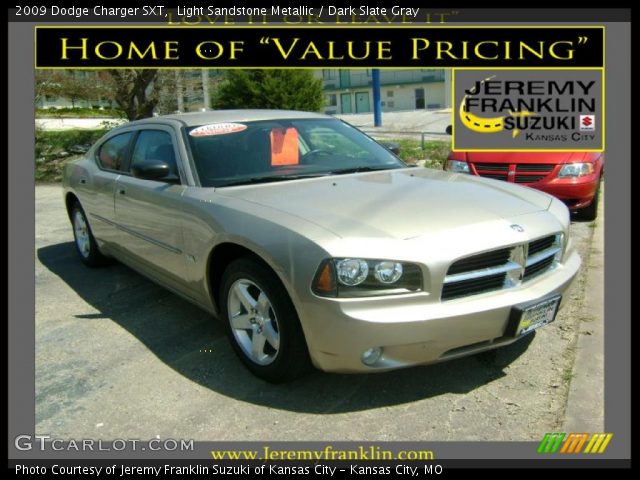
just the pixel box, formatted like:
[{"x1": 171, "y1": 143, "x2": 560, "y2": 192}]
[
  {"x1": 270, "y1": 128, "x2": 299, "y2": 166},
  {"x1": 189, "y1": 123, "x2": 247, "y2": 137}
]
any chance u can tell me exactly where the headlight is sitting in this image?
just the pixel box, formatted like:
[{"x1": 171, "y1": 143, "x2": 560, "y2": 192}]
[
  {"x1": 557, "y1": 162, "x2": 594, "y2": 178},
  {"x1": 312, "y1": 259, "x2": 423, "y2": 297},
  {"x1": 336, "y1": 259, "x2": 369, "y2": 286},
  {"x1": 445, "y1": 160, "x2": 470, "y2": 173},
  {"x1": 374, "y1": 261, "x2": 403, "y2": 284}
]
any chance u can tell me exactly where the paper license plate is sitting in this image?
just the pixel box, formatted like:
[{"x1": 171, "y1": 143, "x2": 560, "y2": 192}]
[{"x1": 508, "y1": 295, "x2": 561, "y2": 337}]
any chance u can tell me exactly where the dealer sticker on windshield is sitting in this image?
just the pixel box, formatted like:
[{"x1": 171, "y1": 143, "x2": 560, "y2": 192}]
[
  {"x1": 189, "y1": 123, "x2": 247, "y2": 137},
  {"x1": 507, "y1": 294, "x2": 561, "y2": 337}
]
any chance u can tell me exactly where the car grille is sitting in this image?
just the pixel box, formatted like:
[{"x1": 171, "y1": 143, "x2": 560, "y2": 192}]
[
  {"x1": 473, "y1": 163, "x2": 554, "y2": 184},
  {"x1": 523, "y1": 255, "x2": 555, "y2": 280},
  {"x1": 515, "y1": 175, "x2": 546, "y2": 183},
  {"x1": 479, "y1": 173, "x2": 509, "y2": 181},
  {"x1": 528, "y1": 235, "x2": 556, "y2": 255},
  {"x1": 442, "y1": 234, "x2": 562, "y2": 300},
  {"x1": 447, "y1": 248, "x2": 511, "y2": 275},
  {"x1": 516, "y1": 164, "x2": 554, "y2": 172},
  {"x1": 475, "y1": 163, "x2": 509, "y2": 171},
  {"x1": 474, "y1": 163, "x2": 508, "y2": 181}
]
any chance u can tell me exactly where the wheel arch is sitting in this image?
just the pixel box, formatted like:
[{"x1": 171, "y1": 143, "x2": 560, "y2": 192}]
[
  {"x1": 206, "y1": 242, "x2": 298, "y2": 316},
  {"x1": 65, "y1": 191, "x2": 81, "y2": 221}
]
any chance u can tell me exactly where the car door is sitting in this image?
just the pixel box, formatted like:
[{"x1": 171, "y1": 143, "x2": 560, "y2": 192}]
[
  {"x1": 80, "y1": 131, "x2": 135, "y2": 247},
  {"x1": 114, "y1": 127, "x2": 188, "y2": 288}
]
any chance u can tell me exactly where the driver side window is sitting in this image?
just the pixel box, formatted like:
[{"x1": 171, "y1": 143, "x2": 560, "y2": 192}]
[{"x1": 304, "y1": 125, "x2": 367, "y2": 157}]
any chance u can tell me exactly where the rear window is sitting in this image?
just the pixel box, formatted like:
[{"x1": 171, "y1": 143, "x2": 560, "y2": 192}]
[{"x1": 96, "y1": 132, "x2": 134, "y2": 172}]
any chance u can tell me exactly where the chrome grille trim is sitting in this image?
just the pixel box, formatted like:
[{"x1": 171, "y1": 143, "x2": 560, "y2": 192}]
[
  {"x1": 444, "y1": 261, "x2": 523, "y2": 283},
  {"x1": 525, "y1": 246, "x2": 561, "y2": 267},
  {"x1": 442, "y1": 234, "x2": 562, "y2": 300}
]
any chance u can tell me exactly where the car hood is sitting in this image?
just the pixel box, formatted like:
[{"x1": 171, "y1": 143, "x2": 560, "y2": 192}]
[{"x1": 215, "y1": 168, "x2": 553, "y2": 240}]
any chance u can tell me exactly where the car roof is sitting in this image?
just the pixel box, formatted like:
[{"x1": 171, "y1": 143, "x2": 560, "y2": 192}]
[{"x1": 127, "y1": 109, "x2": 332, "y2": 127}]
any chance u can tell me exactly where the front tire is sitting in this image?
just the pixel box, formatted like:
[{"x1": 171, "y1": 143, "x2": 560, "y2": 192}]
[
  {"x1": 220, "y1": 258, "x2": 311, "y2": 382},
  {"x1": 71, "y1": 203, "x2": 108, "y2": 267}
]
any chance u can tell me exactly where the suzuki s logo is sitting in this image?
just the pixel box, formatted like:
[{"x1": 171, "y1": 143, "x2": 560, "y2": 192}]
[{"x1": 510, "y1": 224, "x2": 525, "y2": 233}]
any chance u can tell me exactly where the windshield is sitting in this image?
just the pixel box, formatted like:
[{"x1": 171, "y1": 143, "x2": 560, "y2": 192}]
[{"x1": 185, "y1": 118, "x2": 405, "y2": 187}]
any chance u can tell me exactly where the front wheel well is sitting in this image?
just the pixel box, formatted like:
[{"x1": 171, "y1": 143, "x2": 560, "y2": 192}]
[
  {"x1": 207, "y1": 243, "x2": 276, "y2": 312},
  {"x1": 65, "y1": 192, "x2": 80, "y2": 221}
]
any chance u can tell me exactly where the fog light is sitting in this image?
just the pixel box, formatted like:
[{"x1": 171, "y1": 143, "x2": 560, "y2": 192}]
[{"x1": 361, "y1": 347, "x2": 383, "y2": 366}]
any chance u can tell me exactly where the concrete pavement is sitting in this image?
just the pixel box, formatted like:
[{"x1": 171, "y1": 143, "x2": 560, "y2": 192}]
[
  {"x1": 337, "y1": 109, "x2": 452, "y2": 141},
  {"x1": 563, "y1": 186, "x2": 605, "y2": 432}
]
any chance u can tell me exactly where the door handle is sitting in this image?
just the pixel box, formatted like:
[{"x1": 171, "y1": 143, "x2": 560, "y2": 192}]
[
  {"x1": 79, "y1": 178, "x2": 87, "y2": 185},
  {"x1": 117, "y1": 188, "x2": 126, "y2": 195}
]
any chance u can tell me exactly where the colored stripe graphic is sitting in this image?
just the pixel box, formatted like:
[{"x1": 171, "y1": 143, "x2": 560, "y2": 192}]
[
  {"x1": 538, "y1": 433, "x2": 613, "y2": 454},
  {"x1": 560, "y1": 433, "x2": 589, "y2": 453},
  {"x1": 584, "y1": 433, "x2": 613, "y2": 454},
  {"x1": 537, "y1": 433, "x2": 565, "y2": 453}
]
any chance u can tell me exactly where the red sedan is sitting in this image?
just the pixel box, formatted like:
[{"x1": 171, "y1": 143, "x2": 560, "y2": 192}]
[{"x1": 445, "y1": 151, "x2": 604, "y2": 220}]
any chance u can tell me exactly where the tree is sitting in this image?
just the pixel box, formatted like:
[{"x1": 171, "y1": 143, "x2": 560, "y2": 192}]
[
  {"x1": 153, "y1": 71, "x2": 179, "y2": 115},
  {"x1": 212, "y1": 70, "x2": 324, "y2": 112},
  {"x1": 35, "y1": 70, "x2": 97, "y2": 108},
  {"x1": 60, "y1": 72, "x2": 96, "y2": 108},
  {"x1": 35, "y1": 70, "x2": 63, "y2": 106},
  {"x1": 102, "y1": 70, "x2": 159, "y2": 120}
]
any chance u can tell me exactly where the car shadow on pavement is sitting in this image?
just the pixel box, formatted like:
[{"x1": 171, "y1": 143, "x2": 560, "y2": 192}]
[{"x1": 38, "y1": 242, "x2": 534, "y2": 414}]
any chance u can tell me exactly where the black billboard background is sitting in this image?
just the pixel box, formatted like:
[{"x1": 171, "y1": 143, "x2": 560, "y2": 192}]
[{"x1": 35, "y1": 26, "x2": 604, "y2": 68}]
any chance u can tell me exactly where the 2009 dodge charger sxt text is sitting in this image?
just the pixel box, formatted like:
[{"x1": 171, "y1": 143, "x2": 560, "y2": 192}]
[{"x1": 62, "y1": 110, "x2": 581, "y2": 382}]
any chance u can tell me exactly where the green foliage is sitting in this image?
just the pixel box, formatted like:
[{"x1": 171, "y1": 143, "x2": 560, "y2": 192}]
[
  {"x1": 212, "y1": 70, "x2": 324, "y2": 112},
  {"x1": 36, "y1": 107, "x2": 124, "y2": 118},
  {"x1": 36, "y1": 129, "x2": 107, "y2": 155},
  {"x1": 379, "y1": 138, "x2": 450, "y2": 169},
  {"x1": 35, "y1": 128, "x2": 108, "y2": 182}
]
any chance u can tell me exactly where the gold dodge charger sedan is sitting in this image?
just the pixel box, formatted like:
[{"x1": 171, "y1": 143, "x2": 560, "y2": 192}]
[{"x1": 62, "y1": 110, "x2": 581, "y2": 382}]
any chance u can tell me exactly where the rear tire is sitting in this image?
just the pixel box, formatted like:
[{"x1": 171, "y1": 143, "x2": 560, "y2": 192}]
[
  {"x1": 576, "y1": 180, "x2": 600, "y2": 221},
  {"x1": 71, "y1": 203, "x2": 109, "y2": 267},
  {"x1": 220, "y1": 257, "x2": 311, "y2": 382}
]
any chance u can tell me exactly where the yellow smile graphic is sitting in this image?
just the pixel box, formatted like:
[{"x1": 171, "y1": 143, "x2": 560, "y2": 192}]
[{"x1": 459, "y1": 76, "x2": 537, "y2": 138}]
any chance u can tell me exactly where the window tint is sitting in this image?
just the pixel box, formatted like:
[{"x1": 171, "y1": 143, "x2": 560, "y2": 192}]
[
  {"x1": 130, "y1": 130, "x2": 177, "y2": 177},
  {"x1": 186, "y1": 119, "x2": 404, "y2": 187},
  {"x1": 97, "y1": 132, "x2": 133, "y2": 171}
]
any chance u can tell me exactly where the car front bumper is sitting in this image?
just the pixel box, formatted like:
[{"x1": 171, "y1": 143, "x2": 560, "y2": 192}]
[
  {"x1": 534, "y1": 175, "x2": 600, "y2": 210},
  {"x1": 299, "y1": 249, "x2": 581, "y2": 373}
]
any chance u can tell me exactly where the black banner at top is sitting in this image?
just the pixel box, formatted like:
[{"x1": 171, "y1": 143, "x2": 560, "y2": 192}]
[{"x1": 35, "y1": 26, "x2": 604, "y2": 69}]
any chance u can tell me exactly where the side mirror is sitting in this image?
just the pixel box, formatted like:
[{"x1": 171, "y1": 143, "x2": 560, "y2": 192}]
[
  {"x1": 131, "y1": 159, "x2": 172, "y2": 181},
  {"x1": 382, "y1": 142, "x2": 401, "y2": 156},
  {"x1": 445, "y1": 125, "x2": 452, "y2": 135}
]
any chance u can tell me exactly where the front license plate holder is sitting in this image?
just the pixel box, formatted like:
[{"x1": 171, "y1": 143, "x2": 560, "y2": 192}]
[{"x1": 505, "y1": 294, "x2": 562, "y2": 338}]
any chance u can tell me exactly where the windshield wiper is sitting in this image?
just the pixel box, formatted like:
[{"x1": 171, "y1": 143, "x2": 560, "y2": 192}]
[
  {"x1": 328, "y1": 165, "x2": 399, "y2": 175},
  {"x1": 215, "y1": 173, "x2": 329, "y2": 188}
]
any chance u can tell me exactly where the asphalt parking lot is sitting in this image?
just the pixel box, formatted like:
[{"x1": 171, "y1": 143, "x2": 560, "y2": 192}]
[{"x1": 35, "y1": 184, "x2": 603, "y2": 441}]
